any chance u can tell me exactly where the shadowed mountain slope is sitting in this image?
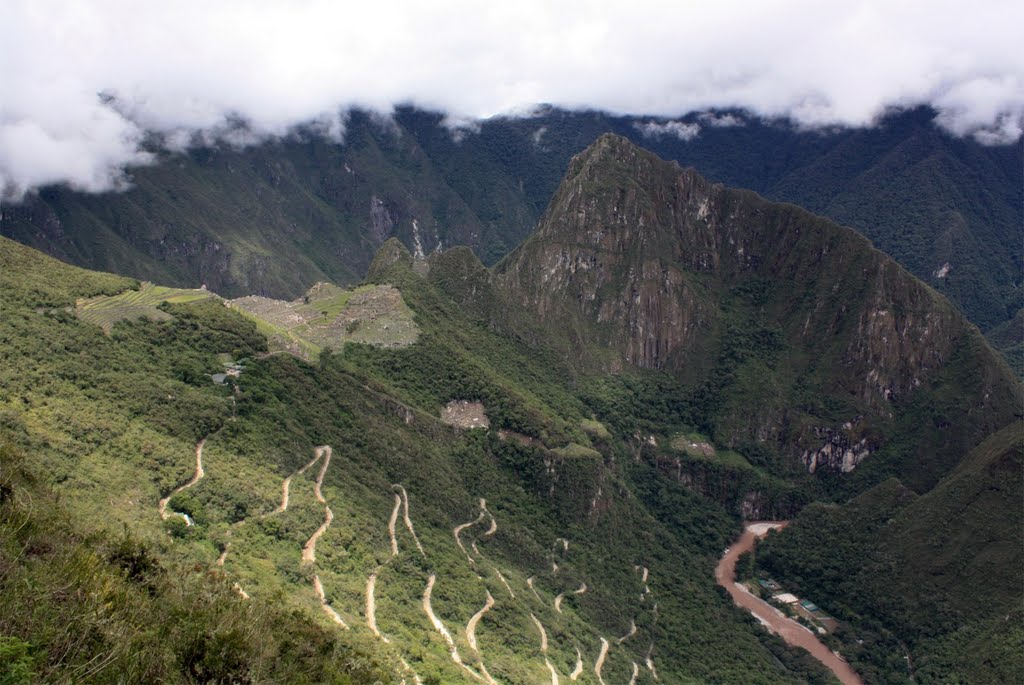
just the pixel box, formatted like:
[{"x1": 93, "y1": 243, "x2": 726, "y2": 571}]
[
  {"x1": 2, "y1": 107, "x2": 1019, "y2": 339},
  {"x1": 494, "y1": 134, "x2": 1020, "y2": 494}
]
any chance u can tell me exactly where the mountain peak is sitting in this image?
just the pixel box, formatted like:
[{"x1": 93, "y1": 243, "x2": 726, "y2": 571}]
[
  {"x1": 366, "y1": 237, "x2": 414, "y2": 282},
  {"x1": 565, "y1": 130, "x2": 683, "y2": 183},
  {"x1": 497, "y1": 135, "x2": 1018, "y2": 486}
]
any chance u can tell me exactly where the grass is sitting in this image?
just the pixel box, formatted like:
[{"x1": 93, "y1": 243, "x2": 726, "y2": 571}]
[
  {"x1": 76, "y1": 282, "x2": 215, "y2": 332},
  {"x1": 227, "y1": 282, "x2": 418, "y2": 361},
  {"x1": 669, "y1": 431, "x2": 754, "y2": 469},
  {"x1": 2, "y1": 232, "x2": 843, "y2": 684}
]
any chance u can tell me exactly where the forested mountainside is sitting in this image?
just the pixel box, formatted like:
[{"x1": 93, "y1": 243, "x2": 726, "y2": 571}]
[
  {"x1": 1, "y1": 107, "x2": 1019, "y2": 342},
  {"x1": 0, "y1": 234, "x2": 832, "y2": 684},
  {"x1": 757, "y1": 422, "x2": 1024, "y2": 684},
  {"x1": 494, "y1": 134, "x2": 1019, "y2": 496},
  {"x1": 0, "y1": 136, "x2": 1018, "y2": 684}
]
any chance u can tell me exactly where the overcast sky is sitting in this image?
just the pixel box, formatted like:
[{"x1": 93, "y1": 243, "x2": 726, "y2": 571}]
[{"x1": 2, "y1": 0, "x2": 1022, "y2": 201}]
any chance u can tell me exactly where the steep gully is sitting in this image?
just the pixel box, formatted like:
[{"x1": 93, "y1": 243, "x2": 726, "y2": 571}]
[{"x1": 716, "y1": 522, "x2": 863, "y2": 685}]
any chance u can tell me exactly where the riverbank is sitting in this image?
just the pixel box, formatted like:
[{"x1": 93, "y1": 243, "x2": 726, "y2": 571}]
[{"x1": 716, "y1": 522, "x2": 863, "y2": 685}]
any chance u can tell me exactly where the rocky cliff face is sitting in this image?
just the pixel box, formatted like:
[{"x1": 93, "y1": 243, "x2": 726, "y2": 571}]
[{"x1": 496, "y1": 134, "x2": 1020, "y2": 484}]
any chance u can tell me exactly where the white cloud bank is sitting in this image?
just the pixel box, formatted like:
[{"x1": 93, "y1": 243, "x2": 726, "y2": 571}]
[
  {"x1": 634, "y1": 120, "x2": 702, "y2": 141},
  {"x1": 1, "y1": 0, "x2": 1022, "y2": 199}
]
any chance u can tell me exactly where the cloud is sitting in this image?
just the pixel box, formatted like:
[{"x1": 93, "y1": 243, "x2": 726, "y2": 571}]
[
  {"x1": 1, "y1": 0, "x2": 1022, "y2": 200},
  {"x1": 634, "y1": 120, "x2": 702, "y2": 141},
  {"x1": 699, "y1": 112, "x2": 744, "y2": 128}
]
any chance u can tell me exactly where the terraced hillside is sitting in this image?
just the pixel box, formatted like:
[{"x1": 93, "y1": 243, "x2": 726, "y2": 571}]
[
  {"x1": 76, "y1": 282, "x2": 215, "y2": 331},
  {"x1": 74, "y1": 278, "x2": 418, "y2": 362}
]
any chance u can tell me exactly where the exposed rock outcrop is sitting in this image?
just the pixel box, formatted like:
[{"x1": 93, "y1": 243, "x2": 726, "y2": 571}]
[{"x1": 496, "y1": 134, "x2": 1020, "y2": 482}]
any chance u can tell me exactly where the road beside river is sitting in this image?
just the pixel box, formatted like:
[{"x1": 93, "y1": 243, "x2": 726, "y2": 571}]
[{"x1": 716, "y1": 522, "x2": 863, "y2": 685}]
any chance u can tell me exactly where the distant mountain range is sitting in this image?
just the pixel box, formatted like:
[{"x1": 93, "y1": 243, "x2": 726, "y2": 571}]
[
  {"x1": 1, "y1": 132, "x2": 1020, "y2": 683},
  {"x1": 2, "y1": 107, "x2": 1019, "y2": 343}
]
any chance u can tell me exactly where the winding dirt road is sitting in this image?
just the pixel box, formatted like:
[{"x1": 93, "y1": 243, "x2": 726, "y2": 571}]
[
  {"x1": 158, "y1": 438, "x2": 207, "y2": 523},
  {"x1": 387, "y1": 493, "x2": 402, "y2": 557},
  {"x1": 527, "y1": 576, "x2": 542, "y2": 602},
  {"x1": 495, "y1": 569, "x2": 515, "y2": 599},
  {"x1": 454, "y1": 502, "x2": 487, "y2": 564},
  {"x1": 466, "y1": 592, "x2": 495, "y2": 651},
  {"x1": 616, "y1": 619, "x2": 637, "y2": 645},
  {"x1": 423, "y1": 574, "x2": 493, "y2": 683},
  {"x1": 301, "y1": 506, "x2": 334, "y2": 564},
  {"x1": 366, "y1": 571, "x2": 387, "y2": 641},
  {"x1": 645, "y1": 646, "x2": 658, "y2": 681},
  {"x1": 593, "y1": 637, "x2": 610, "y2": 685},
  {"x1": 370, "y1": 485, "x2": 427, "y2": 682},
  {"x1": 394, "y1": 484, "x2": 426, "y2": 557},
  {"x1": 313, "y1": 574, "x2": 349, "y2": 628},
  {"x1": 312, "y1": 446, "x2": 331, "y2": 502},
  {"x1": 272, "y1": 447, "x2": 325, "y2": 514},
  {"x1": 298, "y1": 445, "x2": 349, "y2": 630},
  {"x1": 301, "y1": 446, "x2": 334, "y2": 564},
  {"x1": 216, "y1": 544, "x2": 230, "y2": 566},
  {"x1": 530, "y1": 614, "x2": 559, "y2": 685},
  {"x1": 716, "y1": 522, "x2": 863, "y2": 685},
  {"x1": 570, "y1": 647, "x2": 584, "y2": 680}
]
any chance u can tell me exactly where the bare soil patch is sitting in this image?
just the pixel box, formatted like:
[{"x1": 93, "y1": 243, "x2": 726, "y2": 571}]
[{"x1": 441, "y1": 400, "x2": 490, "y2": 429}]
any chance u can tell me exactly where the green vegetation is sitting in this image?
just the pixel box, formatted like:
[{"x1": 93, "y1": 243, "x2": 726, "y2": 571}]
[
  {"x1": 1, "y1": 122, "x2": 1019, "y2": 683},
  {"x1": 76, "y1": 282, "x2": 215, "y2": 332},
  {"x1": 986, "y1": 307, "x2": 1024, "y2": 378},
  {"x1": 757, "y1": 422, "x2": 1024, "y2": 684},
  {"x1": 228, "y1": 282, "x2": 418, "y2": 361},
  {"x1": 0, "y1": 441, "x2": 390, "y2": 685},
  {"x1": 3, "y1": 107, "x2": 1017, "y2": 344},
  {"x1": 0, "y1": 234, "x2": 838, "y2": 683},
  {"x1": 497, "y1": 133, "x2": 1021, "y2": 503}
]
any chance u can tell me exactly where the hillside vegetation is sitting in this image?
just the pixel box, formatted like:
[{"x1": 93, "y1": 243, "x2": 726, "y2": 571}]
[
  {"x1": 0, "y1": 234, "x2": 839, "y2": 683},
  {"x1": 2, "y1": 107, "x2": 1019, "y2": 342},
  {"x1": 1, "y1": 131, "x2": 1018, "y2": 684},
  {"x1": 495, "y1": 134, "x2": 1021, "y2": 498},
  {"x1": 756, "y1": 422, "x2": 1024, "y2": 684}
]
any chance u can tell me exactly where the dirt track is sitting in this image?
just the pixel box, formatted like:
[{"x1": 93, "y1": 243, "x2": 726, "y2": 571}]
[
  {"x1": 158, "y1": 438, "x2": 207, "y2": 522},
  {"x1": 313, "y1": 574, "x2": 349, "y2": 628},
  {"x1": 366, "y1": 571, "x2": 386, "y2": 641},
  {"x1": 394, "y1": 484, "x2": 425, "y2": 556},
  {"x1": 273, "y1": 448, "x2": 325, "y2": 514},
  {"x1": 467, "y1": 592, "x2": 495, "y2": 652},
  {"x1": 716, "y1": 522, "x2": 863, "y2": 685},
  {"x1": 570, "y1": 647, "x2": 584, "y2": 680},
  {"x1": 593, "y1": 637, "x2": 609, "y2": 685}
]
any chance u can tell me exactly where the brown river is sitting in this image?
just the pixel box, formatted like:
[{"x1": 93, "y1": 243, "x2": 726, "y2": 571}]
[{"x1": 716, "y1": 522, "x2": 863, "y2": 685}]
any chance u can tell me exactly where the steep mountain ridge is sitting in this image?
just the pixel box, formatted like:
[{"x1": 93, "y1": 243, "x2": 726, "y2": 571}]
[
  {"x1": 495, "y1": 134, "x2": 1020, "y2": 492},
  {"x1": 2, "y1": 107, "x2": 1019, "y2": 338}
]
